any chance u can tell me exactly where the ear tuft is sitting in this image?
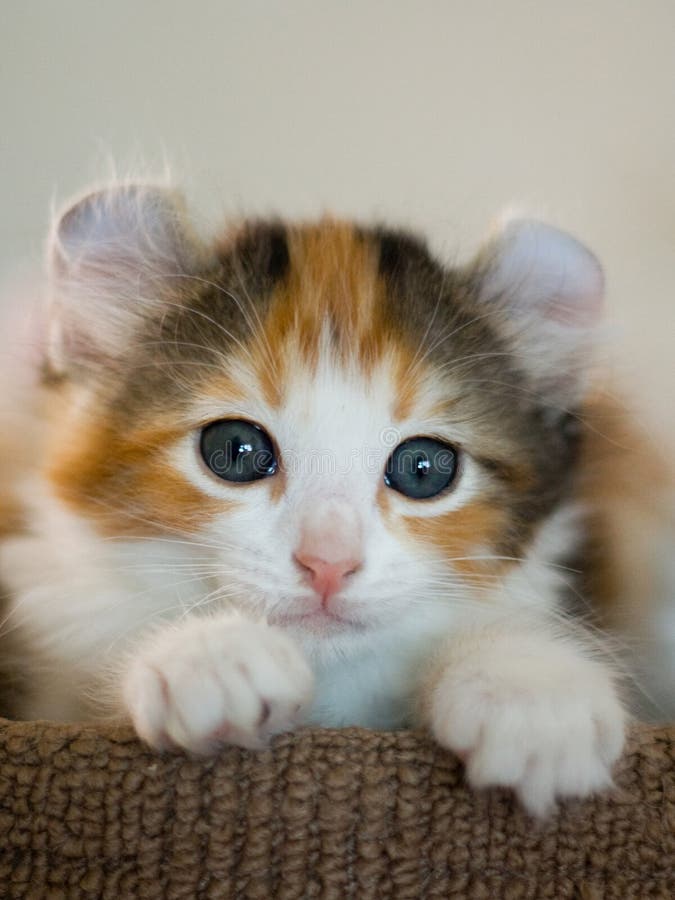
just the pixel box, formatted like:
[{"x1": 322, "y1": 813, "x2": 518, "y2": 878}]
[
  {"x1": 47, "y1": 183, "x2": 211, "y2": 375},
  {"x1": 473, "y1": 215, "x2": 605, "y2": 406}
]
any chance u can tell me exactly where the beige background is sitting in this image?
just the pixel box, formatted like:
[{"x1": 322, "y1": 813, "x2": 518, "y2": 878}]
[{"x1": 2, "y1": 1, "x2": 673, "y2": 437}]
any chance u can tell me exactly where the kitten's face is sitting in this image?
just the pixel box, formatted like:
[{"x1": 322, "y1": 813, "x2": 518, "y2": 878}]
[{"x1": 45, "y1": 189, "x2": 602, "y2": 658}]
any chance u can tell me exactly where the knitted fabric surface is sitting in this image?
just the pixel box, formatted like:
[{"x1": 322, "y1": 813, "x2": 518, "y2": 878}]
[{"x1": 0, "y1": 719, "x2": 673, "y2": 899}]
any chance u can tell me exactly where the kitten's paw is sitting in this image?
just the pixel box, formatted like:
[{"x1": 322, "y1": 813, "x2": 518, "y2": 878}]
[
  {"x1": 429, "y1": 634, "x2": 626, "y2": 816},
  {"x1": 123, "y1": 615, "x2": 314, "y2": 753}
]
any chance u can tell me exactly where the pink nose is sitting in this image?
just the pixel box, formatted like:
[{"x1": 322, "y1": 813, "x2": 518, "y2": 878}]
[{"x1": 294, "y1": 552, "x2": 361, "y2": 602}]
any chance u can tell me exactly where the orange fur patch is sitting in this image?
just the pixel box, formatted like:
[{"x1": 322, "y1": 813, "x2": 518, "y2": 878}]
[
  {"x1": 403, "y1": 501, "x2": 510, "y2": 580},
  {"x1": 47, "y1": 418, "x2": 227, "y2": 537},
  {"x1": 197, "y1": 373, "x2": 249, "y2": 407},
  {"x1": 391, "y1": 345, "x2": 423, "y2": 422},
  {"x1": 577, "y1": 394, "x2": 674, "y2": 627}
]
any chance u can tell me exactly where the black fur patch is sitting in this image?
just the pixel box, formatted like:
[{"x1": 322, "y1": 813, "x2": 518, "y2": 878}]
[
  {"x1": 227, "y1": 221, "x2": 290, "y2": 292},
  {"x1": 373, "y1": 227, "x2": 432, "y2": 279}
]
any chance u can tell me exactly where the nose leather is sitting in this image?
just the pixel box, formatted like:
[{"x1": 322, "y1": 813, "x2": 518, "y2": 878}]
[
  {"x1": 294, "y1": 553, "x2": 360, "y2": 601},
  {"x1": 294, "y1": 498, "x2": 363, "y2": 602}
]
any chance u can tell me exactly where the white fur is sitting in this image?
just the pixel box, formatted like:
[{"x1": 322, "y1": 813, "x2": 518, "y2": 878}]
[
  {"x1": 499, "y1": 502, "x2": 586, "y2": 611},
  {"x1": 429, "y1": 626, "x2": 625, "y2": 816},
  {"x1": 0, "y1": 482, "x2": 212, "y2": 719},
  {"x1": 123, "y1": 613, "x2": 313, "y2": 752}
]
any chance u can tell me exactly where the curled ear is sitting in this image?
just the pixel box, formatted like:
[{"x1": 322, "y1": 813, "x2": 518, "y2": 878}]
[
  {"x1": 47, "y1": 183, "x2": 212, "y2": 374},
  {"x1": 471, "y1": 215, "x2": 604, "y2": 407}
]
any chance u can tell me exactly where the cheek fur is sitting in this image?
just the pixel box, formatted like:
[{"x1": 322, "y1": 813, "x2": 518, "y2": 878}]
[
  {"x1": 401, "y1": 500, "x2": 511, "y2": 578},
  {"x1": 47, "y1": 419, "x2": 228, "y2": 536}
]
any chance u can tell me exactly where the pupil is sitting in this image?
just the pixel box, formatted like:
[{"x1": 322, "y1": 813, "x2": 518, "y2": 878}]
[{"x1": 415, "y1": 454, "x2": 430, "y2": 476}]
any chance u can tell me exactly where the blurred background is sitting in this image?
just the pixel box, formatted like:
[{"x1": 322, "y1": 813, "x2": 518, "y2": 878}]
[{"x1": 2, "y1": 1, "x2": 673, "y2": 437}]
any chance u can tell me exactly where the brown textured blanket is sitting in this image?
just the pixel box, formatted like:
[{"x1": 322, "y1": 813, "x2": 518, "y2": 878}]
[{"x1": 0, "y1": 719, "x2": 672, "y2": 899}]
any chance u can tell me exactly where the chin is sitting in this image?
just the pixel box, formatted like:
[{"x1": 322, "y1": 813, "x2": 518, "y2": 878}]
[{"x1": 267, "y1": 601, "x2": 381, "y2": 662}]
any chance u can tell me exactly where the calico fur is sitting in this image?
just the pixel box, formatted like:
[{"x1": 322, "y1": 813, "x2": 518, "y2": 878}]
[{"x1": 0, "y1": 182, "x2": 672, "y2": 816}]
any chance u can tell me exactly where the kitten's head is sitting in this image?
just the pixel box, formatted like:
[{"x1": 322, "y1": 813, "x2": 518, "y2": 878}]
[{"x1": 43, "y1": 184, "x2": 603, "y2": 657}]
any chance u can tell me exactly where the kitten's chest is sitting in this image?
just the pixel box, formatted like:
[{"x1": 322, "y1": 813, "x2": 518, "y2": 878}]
[{"x1": 305, "y1": 637, "x2": 428, "y2": 729}]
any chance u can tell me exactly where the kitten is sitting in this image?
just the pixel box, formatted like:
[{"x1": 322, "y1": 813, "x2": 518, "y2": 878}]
[{"x1": 0, "y1": 183, "x2": 673, "y2": 816}]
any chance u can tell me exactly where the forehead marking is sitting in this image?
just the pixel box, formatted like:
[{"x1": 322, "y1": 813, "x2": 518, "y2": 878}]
[{"x1": 234, "y1": 221, "x2": 426, "y2": 416}]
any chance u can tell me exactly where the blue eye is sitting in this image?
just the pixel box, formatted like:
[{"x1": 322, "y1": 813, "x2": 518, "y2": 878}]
[
  {"x1": 200, "y1": 419, "x2": 278, "y2": 483},
  {"x1": 384, "y1": 437, "x2": 458, "y2": 499}
]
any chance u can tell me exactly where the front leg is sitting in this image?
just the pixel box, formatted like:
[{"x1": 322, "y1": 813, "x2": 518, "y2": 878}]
[
  {"x1": 422, "y1": 625, "x2": 626, "y2": 815},
  {"x1": 122, "y1": 613, "x2": 314, "y2": 753}
]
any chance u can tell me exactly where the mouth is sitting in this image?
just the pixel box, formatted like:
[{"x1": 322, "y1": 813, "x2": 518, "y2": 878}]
[{"x1": 269, "y1": 604, "x2": 367, "y2": 633}]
